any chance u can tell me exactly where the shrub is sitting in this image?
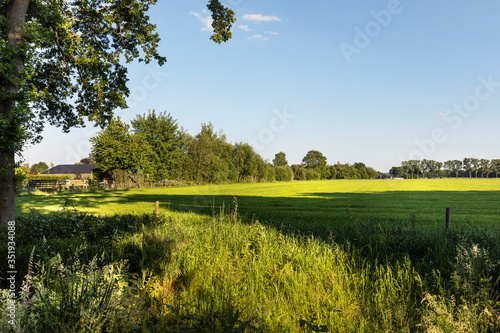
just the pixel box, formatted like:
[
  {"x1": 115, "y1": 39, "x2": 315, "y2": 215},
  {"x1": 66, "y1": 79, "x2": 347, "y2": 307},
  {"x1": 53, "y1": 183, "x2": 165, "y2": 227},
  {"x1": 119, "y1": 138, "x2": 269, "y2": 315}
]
[
  {"x1": 274, "y1": 166, "x2": 294, "y2": 182},
  {"x1": 305, "y1": 169, "x2": 321, "y2": 180}
]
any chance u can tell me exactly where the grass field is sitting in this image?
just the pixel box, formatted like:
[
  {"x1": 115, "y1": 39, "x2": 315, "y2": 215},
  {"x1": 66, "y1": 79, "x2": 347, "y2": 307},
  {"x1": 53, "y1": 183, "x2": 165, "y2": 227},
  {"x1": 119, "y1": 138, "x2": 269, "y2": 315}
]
[
  {"x1": 4, "y1": 179, "x2": 500, "y2": 331},
  {"x1": 17, "y1": 179, "x2": 500, "y2": 231}
]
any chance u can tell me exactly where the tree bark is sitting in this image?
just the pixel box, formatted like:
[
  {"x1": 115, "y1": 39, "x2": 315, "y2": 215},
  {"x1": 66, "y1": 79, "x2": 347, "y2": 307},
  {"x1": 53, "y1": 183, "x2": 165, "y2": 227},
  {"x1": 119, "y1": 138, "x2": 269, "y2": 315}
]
[
  {"x1": 0, "y1": 0, "x2": 31, "y2": 226},
  {"x1": 0, "y1": 151, "x2": 15, "y2": 225}
]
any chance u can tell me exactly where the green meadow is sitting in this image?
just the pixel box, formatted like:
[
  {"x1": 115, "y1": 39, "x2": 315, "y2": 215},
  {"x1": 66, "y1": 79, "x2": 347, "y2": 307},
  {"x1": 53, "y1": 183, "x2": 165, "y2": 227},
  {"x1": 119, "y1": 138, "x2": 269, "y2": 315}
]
[
  {"x1": 16, "y1": 178, "x2": 500, "y2": 231},
  {"x1": 3, "y1": 179, "x2": 500, "y2": 332}
]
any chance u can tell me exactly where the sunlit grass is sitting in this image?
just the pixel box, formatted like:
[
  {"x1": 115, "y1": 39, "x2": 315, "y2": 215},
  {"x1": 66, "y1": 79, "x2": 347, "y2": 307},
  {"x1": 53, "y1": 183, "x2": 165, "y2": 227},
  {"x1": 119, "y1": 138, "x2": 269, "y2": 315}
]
[{"x1": 17, "y1": 179, "x2": 500, "y2": 230}]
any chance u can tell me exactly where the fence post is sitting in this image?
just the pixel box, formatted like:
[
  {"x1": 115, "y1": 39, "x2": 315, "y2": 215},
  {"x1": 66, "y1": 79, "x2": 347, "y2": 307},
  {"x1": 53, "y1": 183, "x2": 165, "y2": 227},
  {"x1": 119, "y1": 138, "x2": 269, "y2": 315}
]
[
  {"x1": 445, "y1": 208, "x2": 450, "y2": 231},
  {"x1": 156, "y1": 201, "x2": 159, "y2": 218}
]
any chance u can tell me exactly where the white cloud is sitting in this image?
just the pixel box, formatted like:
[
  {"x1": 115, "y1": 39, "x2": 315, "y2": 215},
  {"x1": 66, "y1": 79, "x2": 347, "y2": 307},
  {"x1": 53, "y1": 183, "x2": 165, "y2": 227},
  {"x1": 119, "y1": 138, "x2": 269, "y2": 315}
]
[
  {"x1": 264, "y1": 31, "x2": 278, "y2": 35},
  {"x1": 242, "y1": 14, "x2": 281, "y2": 22},
  {"x1": 190, "y1": 11, "x2": 213, "y2": 32},
  {"x1": 238, "y1": 24, "x2": 251, "y2": 31},
  {"x1": 248, "y1": 34, "x2": 269, "y2": 41},
  {"x1": 435, "y1": 112, "x2": 445, "y2": 117}
]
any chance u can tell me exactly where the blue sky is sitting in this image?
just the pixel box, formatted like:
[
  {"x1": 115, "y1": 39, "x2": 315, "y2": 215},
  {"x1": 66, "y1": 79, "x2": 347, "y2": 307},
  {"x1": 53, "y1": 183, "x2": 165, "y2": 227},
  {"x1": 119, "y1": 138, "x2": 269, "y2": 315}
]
[{"x1": 21, "y1": 0, "x2": 500, "y2": 172}]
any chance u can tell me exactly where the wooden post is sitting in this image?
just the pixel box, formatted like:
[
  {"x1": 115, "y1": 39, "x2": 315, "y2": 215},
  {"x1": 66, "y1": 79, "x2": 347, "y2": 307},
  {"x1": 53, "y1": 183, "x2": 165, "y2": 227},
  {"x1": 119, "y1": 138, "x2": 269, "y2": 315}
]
[
  {"x1": 155, "y1": 201, "x2": 159, "y2": 218},
  {"x1": 445, "y1": 208, "x2": 450, "y2": 231}
]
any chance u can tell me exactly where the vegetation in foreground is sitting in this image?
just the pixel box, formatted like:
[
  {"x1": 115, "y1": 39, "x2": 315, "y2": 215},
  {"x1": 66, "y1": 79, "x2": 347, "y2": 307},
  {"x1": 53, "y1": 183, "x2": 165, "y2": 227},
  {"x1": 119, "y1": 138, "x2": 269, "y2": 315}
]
[{"x1": 1, "y1": 205, "x2": 499, "y2": 332}]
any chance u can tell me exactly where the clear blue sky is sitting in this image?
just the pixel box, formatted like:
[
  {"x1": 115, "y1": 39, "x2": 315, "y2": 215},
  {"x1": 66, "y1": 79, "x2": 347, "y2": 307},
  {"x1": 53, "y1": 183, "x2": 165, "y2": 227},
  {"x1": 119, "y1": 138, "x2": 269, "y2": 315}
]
[{"x1": 21, "y1": 0, "x2": 500, "y2": 172}]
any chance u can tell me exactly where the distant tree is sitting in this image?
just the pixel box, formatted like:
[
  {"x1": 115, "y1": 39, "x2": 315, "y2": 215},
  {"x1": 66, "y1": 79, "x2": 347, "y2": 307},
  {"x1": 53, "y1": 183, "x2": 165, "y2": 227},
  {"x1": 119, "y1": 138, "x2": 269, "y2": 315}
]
[
  {"x1": 328, "y1": 165, "x2": 338, "y2": 179},
  {"x1": 32, "y1": 162, "x2": 49, "y2": 174},
  {"x1": 389, "y1": 166, "x2": 404, "y2": 178},
  {"x1": 50, "y1": 162, "x2": 55, "y2": 168},
  {"x1": 256, "y1": 160, "x2": 276, "y2": 183},
  {"x1": 491, "y1": 159, "x2": 500, "y2": 178},
  {"x1": 302, "y1": 150, "x2": 328, "y2": 178},
  {"x1": 436, "y1": 161, "x2": 443, "y2": 178},
  {"x1": 471, "y1": 158, "x2": 480, "y2": 178},
  {"x1": 401, "y1": 161, "x2": 410, "y2": 179},
  {"x1": 232, "y1": 143, "x2": 258, "y2": 182},
  {"x1": 452, "y1": 160, "x2": 462, "y2": 178},
  {"x1": 187, "y1": 123, "x2": 232, "y2": 183},
  {"x1": 463, "y1": 158, "x2": 473, "y2": 178},
  {"x1": 80, "y1": 158, "x2": 91, "y2": 165},
  {"x1": 291, "y1": 164, "x2": 306, "y2": 180},
  {"x1": 275, "y1": 166, "x2": 294, "y2": 181},
  {"x1": 479, "y1": 159, "x2": 490, "y2": 178},
  {"x1": 443, "y1": 160, "x2": 453, "y2": 177},
  {"x1": 305, "y1": 169, "x2": 321, "y2": 180},
  {"x1": 273, "y1": 152, "x2": 288, "y2": 167},
  {"x1": 302, "y1": 150, "x2": 327, "y2": 169},
  {"x1": 408, "y1": 160, "x2": 420, "y2": 179}
]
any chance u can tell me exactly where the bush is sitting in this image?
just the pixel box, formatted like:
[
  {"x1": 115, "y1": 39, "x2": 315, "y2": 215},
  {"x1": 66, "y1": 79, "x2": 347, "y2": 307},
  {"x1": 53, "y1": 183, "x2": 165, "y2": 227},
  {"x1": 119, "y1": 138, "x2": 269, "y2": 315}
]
[
  {"x1": 305, "y1": 169, "x2": 321, "y2": 180},
  {"x1": 291, "y1": 164, "x2": 306, "y2": 180},
  {"x1": 274, "y1": 166, "x2": 294, "y2": 182}
]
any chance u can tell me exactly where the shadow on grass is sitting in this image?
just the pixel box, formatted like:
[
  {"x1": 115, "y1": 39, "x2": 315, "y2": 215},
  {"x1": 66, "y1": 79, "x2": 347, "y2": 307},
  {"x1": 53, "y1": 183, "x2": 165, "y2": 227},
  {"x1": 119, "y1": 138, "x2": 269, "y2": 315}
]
[
  {"x1": 15, "y1": 189, "x2": 500, "y2": 274},
  {"x1": 17, "y1": 189, "x2": 500, "y2": 230}
]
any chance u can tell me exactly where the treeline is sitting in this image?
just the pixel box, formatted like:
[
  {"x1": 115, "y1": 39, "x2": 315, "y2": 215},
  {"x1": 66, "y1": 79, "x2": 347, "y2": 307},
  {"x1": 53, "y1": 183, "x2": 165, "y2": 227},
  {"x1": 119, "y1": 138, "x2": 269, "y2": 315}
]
[
  {"x1": 90, "y1": 110, "x2": 381, "y2": 185},
  {"x1": 390, "y1": 158, "x2": 500, "y2": 179}
]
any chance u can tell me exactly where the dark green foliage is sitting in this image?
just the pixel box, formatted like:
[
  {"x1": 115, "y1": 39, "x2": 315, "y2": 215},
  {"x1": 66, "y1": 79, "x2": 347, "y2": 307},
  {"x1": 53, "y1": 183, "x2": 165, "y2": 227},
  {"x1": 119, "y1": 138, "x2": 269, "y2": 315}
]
[
  {"x1": 302, "y1": 150, "x2": 328, "y2": 179},
  {"x1": 186, "y1": 123, "x2": 233, "y2": 183},
  {"x1": 0, "y1": 0, "x2": 234, "y2": 224},
  {"x1": 131, "y1": 110, "x2": 186, "y2": 182},
  {"x1": 31, "y1": 161, "x2": 48, "y2": 174},
  {"x1": 207, "y1": 0, "x2": 236, "y2": 44},
  {"x1": 273, "y1": 152, "x2": 288, "y2": 167},
  {"x1": 291, "y1": 164, "x2": 306, "y2": 180},
  {"x1": 232, "y1": 143, "x2": 259, "y2": 182},
  {"x1": 90, "y1": 117, "x2": 154, "y2": 175},
  {"x1": 275, "y1": 166, "x2": 294, "y2": 182},
  {"x1": 302, "y1": 150, "x2": 327, "y2": 169}
]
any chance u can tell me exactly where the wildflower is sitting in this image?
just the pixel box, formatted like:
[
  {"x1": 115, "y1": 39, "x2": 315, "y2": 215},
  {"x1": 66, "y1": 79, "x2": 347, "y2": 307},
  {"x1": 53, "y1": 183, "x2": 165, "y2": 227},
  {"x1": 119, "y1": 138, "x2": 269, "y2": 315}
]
[{"x1": 23, "y1": 247, "x2": 35, "y2": 306}]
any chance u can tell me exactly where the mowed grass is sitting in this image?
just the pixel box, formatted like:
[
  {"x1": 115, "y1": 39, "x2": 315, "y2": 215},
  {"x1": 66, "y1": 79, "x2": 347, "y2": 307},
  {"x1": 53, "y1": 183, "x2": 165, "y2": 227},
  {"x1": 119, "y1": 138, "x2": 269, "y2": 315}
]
[{"x1": 17, "y1": 178, "x2": 500, "y2": 230}]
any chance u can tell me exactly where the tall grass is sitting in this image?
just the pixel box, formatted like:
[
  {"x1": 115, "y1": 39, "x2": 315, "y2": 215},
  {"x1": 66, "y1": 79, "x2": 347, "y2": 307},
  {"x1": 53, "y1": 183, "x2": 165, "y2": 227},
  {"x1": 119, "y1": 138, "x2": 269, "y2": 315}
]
[{"x1": 1, "y1": 207, "x2": 499, "y2": 331}]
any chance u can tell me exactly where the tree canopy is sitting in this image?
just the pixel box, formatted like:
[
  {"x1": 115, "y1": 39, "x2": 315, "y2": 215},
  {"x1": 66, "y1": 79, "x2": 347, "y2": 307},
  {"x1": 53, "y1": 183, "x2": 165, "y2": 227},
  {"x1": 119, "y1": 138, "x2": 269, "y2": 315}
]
[{"x1": 0, "y1": 0, "x2": 236, "y2": 224}]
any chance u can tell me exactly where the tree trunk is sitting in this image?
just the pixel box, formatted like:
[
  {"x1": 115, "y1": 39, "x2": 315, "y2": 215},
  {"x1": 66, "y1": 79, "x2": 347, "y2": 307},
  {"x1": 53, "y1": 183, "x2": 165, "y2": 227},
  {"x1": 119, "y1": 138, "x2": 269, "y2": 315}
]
[
  {"x1": 0, "y1": 151, "x2": 16, "y2": 225},
  {"x1": 0, "y1": 0, "x2": 31, "y2": 226}
]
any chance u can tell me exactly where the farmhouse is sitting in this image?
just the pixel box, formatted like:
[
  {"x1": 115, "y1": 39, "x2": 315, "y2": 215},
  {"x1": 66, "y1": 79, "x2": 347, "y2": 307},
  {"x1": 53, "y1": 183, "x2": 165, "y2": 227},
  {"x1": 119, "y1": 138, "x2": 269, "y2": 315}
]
[{"x1": 41, "y1": 164, "x2": 97, "y2": 180}]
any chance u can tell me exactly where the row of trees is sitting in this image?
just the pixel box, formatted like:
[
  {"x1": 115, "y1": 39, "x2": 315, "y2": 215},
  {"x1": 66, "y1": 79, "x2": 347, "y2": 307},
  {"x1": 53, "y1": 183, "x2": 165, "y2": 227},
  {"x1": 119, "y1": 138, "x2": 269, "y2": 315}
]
[
  {"x1": 390, "y1": 158, "x2": 500, "y2": 179},
  {"x1": 90, "y1": 111, "x2": 381, "y2": 185},
  {"x1": 91, "y1": 111, "x2": 279, "y2": 184}
]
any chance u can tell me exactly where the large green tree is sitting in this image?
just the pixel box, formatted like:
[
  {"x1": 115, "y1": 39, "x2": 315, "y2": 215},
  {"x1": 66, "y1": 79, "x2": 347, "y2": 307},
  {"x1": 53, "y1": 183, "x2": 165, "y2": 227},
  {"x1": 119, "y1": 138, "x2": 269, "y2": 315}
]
[
  {"x1": 90, "y1": 117, "x2": 145, "y2": 173},
  {"x1": 232, "y1": 142, "x2": 258, "y2": 182},
  {"x1": 0, "y1": 1, "x2": 235, "y2": 224},
  {"x1": 273, "y1": 152, "x2": 288, "y2": 167},
  {"x1": 131, "y1": 110, "x2": 185, "y2": 181},
  {"x1": 187, "y1": 123, "x2": 232, "y2": 183}
]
